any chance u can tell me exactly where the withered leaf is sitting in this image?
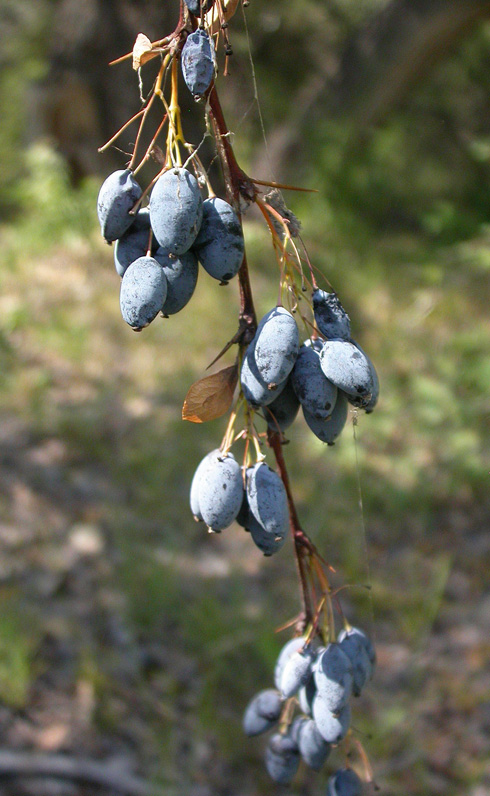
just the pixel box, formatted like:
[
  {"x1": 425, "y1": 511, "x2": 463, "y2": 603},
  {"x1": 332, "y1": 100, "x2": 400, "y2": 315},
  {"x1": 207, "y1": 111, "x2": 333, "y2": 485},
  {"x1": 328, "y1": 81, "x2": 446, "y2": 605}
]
[
  {"x1": 132, "y1": 33, "x2": 159, "y2": 70},
  {"x1": 182, "y1": 364, "x2": 238, "y2": 423},
  {"x1": 151, "y1": 145, "x2": 165, "y2": 166},
  {"x1": 205, "y1": 0, "x2": 240, "y2": 35}
]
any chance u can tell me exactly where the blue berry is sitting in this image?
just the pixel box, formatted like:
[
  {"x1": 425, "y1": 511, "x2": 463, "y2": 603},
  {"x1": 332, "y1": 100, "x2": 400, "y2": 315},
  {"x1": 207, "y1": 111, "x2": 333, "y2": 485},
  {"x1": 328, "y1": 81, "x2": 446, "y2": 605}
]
[
  {"x1": 240, "y1": 342, "x2": 288, "y2": 408},
  {"x1": 274, "y1": 637, "x2": 308, "y2": 690},
  {"x1": 114, "y1": 208, "x2": 154, "y2": 277},
  {"x1": 298, "y1": 673, "x2": 317, "y2": 716},
  {"x1": 193, "y1": 197, "x2": 244, "y2": 282},
  {"x1": 338, "y1": 626, "x2": 376, "y2": 668},
  {"x1": 264, "y1": 376, "x2": 300, "y2": 433},
  {"x1": 348, "y1": 342, "x2": 379, "y2": 412},
  {"x1": 338, "y1": 630, "x2": 373, "y2": 696},
  {"x1": 302, "y1": 390, "x2": 349, "y2": 445},
  {"x1": 238, "y1": 466, "x2": 289, "y2": 556},
  {"x1": 149, "y1": 168, "x2": 203, "y2": 255},
  {"x1": 319, "y1": 341, "x2": 374, "y2": 400},
  {"x1": 181, "y1": 29, "x2": 216, "y2": 98},
  {"x1": 97, "y1": 169, "x2": 142, "y2": 243},
  {"x1": 265, "y1": 732, "x2": 300, "y2": 785},
  {"x1": 198, "y1": 452, "x2": 244, "y2": 531},
  {"x1": 183, "y1": 0, "x2": 214, "y2": 15},
  {"x1": 292, "y1": 338, "x2": 337, "y2": 419},
  {"x1": 254, "y1": 307, "x2": 299, "y2": 387},
  {"x1": 313, "y1": 289, "x2": 351, "y2": 341},
  {"x1": 119, "y1": 256, "x2": 167, "y2": 330},
  {"x1": 298, "y1": 718, "x2": 331, "y2": 770},
  {"x1": 248, "y1": 512, "x2": 287, "y2": 556},
  {"x1": 313, "y1": 644, "x2": 353, "y2": 713},
  {"x1": 327, "y1": 768, "x2": 363, "y2": 796},
  {"x1": 243, "y1": 689, "x2": 282, "y2": 737},
  {"x1": 155, "y1": 249, "x2": 198, "y2": 315},
  {"x1": 280, "y1": 646, "x2": 315, "y2": 698},
  {"x1": 189, "y1": 449, "x2": 220, "y2": 521},
  {"x1": 312, "y1": 698, "x2": 351, "y2": 744},
  {"x1": 246, "y1": 462, "x2": 289, "y2": 542}
]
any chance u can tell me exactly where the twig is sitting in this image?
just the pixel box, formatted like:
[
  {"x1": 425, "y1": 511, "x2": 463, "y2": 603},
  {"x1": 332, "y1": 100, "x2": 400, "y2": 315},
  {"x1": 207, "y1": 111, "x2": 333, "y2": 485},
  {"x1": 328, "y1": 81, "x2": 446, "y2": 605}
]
[
  {"x1": 98, "y1": 109, "x2": 146, "y2": 153},
  {"x1": 134, "y1": 113, "x2": 169, "y2": 176},
  {"x1": 0, "y1": 751, "x2": 165, "y2": 796},
  {"x1": 207, "y1": 84, "x2": 257, "y2": 341},
  {"x1": 268, "y1": 429, "x2": 315, "y2": 628},
  {"x1": 253, "y1": 177, "x2": 318, "y2": 193},
  {"x1": 207, "y1": 79, "x2": 317, "y2": 628},
  {"x1": 207, "y1": 84, "x2": 257, "y2": 208}
]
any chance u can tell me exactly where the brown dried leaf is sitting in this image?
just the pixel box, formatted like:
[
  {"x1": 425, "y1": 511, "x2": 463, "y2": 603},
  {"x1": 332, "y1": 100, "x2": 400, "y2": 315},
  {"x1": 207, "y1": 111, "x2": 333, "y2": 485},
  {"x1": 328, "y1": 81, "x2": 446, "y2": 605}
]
[
  {"x1": 182, "y1": 365, "x2": 238, "y2": 423},
  {"x1": 132, "y1": 33, "x2": 159, "y2": 70}
]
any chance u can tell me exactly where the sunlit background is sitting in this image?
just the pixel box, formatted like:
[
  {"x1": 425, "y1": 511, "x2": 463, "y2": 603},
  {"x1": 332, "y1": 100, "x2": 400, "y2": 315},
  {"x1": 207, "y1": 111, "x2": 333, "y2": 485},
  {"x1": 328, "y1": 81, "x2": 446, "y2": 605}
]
[{"x1": 0, "y1": 1, "x2": 489, "y2": 794}]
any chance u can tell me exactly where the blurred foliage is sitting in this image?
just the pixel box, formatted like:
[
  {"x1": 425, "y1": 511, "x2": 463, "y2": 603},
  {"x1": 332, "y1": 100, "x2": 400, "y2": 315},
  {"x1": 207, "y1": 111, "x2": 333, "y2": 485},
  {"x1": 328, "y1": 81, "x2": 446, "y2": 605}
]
[
  {"x1": 3, "y1": 144, "x2": 96, "y2": 254},
  {"x1": 0, "y1": 0, "x2": 50, "y2": 215},
  {"x1": 0, "y1": 593, "x2": 40, "y2": 708},
  {"x1": 224, "y1": 4, "x2": 490, "y2": 244},
  {"x1": 310, "y1": 57, "x2": 490, "y2": 243}
]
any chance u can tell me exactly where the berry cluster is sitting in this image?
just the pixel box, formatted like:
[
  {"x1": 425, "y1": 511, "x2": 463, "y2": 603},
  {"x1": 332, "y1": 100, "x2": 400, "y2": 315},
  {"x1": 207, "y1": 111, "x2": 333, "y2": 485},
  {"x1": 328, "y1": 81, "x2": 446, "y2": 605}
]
[
  {"x1": 244, "y1": 627, "x2": 375, "y2": 790},
  {"x1": 189, "y1": 291, "x2": 378, "y2": 552},
  {"x1": 191, "y1": 454, "x2": 289, "y2": 554},
  {"x1": 242, "y1": 292, "x2": 378, "y2": 446},
  {"x1": 96, "y1": 5, "x2": 380, "y2": 791},
  {"x1": 96, "y1": 166, "x2": 244, "y2": 331}
]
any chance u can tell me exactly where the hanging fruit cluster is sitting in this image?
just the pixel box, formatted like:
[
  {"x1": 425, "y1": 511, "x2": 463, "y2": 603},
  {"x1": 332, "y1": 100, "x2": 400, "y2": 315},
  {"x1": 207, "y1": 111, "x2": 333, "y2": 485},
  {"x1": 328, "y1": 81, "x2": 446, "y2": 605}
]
[{"x1": 96, "y1": 1, "x2": 378, "y2": 790}]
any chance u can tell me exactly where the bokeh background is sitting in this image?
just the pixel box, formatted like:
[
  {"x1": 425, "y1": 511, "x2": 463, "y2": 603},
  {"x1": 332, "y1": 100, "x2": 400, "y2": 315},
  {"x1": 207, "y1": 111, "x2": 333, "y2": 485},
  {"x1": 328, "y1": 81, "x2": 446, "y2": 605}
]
[{"x1": 0, "y1": 1, "x2": 489, "y2": 794}]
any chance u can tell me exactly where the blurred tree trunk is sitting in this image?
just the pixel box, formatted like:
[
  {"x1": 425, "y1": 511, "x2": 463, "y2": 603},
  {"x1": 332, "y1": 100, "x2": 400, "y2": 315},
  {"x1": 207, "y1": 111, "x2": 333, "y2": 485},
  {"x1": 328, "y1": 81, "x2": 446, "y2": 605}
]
[
  {"x1": 334, "y1": 0, "x2": 490, "y2": 127},
  {"x1": 37, "y1": 0, "x2": 177, "y2": 180},
  {"x1": 254, "y1": 0, "x2": 490, "y2": 178},
  {"x1": 37, "y1": 0, "x2": 490, "y2": 181}
]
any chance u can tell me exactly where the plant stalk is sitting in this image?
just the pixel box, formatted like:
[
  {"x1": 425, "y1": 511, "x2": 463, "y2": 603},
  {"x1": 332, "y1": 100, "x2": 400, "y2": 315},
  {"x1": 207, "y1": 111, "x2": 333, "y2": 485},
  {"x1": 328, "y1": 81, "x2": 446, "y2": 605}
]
[
  {"x1": 206, "y1": 75, "x2": 315, "y2": 628},
  {"x1": 207, "y1": 84, "x2": 257, "y2": 342}
]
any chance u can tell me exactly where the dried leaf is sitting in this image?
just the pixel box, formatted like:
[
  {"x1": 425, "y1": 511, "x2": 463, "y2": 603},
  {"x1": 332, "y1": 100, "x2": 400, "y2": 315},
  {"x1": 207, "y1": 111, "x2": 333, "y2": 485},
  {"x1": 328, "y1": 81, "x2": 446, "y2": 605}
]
[
  {"x1": 205, "y1": 0, "x2": 240, "y2": 35},
  {"x1": 182, "y1": 365, "x2": 238, "y2": 423},
  {"x1": 151, "y1": 145, "x2": 165, "y2": 166},
  {"x1": 132, "y1": 33, "x2": 159, "y2": 70}
]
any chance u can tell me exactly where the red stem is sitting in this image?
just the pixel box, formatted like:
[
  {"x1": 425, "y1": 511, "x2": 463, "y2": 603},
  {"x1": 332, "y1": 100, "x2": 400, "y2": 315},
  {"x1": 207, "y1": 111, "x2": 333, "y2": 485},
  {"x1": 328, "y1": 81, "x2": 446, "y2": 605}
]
[
  {"x1": 206, "y1": 75, "x2": 315, "y2": 628},
  {"x1": 207, "y1": 83, "x2": 257, "y2": 342},
  {"x1": 268, "y1": 430, "x2": 315, "y2": 627}
]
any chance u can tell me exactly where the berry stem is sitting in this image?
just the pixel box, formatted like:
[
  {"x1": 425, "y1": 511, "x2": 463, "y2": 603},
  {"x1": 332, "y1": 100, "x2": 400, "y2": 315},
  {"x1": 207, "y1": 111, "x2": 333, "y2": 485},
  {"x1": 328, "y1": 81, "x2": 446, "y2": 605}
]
[
  {"x1": 133, "y1": 113, "x2": 169, "y2": 177},
  {"x1": 128, "y1": 59, "x2": 165, "y2": 171},
  {"x1": 268, "y1": 429, "x2": 315, "y2": 628},
  {"x1": 207, "y1": 85, "x2": 256, "y2": 206},
  {"x1": 207, "y1": 83, "x2": 257, "y2": 342},
  {"x1": 98, "y1": 108, "x2": 146, "y2": 154},
  {"x1": 205, "y1": 79, "x2": 318, "y2": 630}
]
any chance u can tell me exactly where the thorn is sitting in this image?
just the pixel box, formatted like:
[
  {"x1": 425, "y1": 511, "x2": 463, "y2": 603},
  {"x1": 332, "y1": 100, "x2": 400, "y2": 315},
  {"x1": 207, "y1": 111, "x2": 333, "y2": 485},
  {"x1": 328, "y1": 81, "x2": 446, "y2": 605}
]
[
  {"x1": 253, "y1": 177, "x2": 318, "y2": 193},
  {"x1": 205, "y1": 333, "x2": 240, "y2": 370}
]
